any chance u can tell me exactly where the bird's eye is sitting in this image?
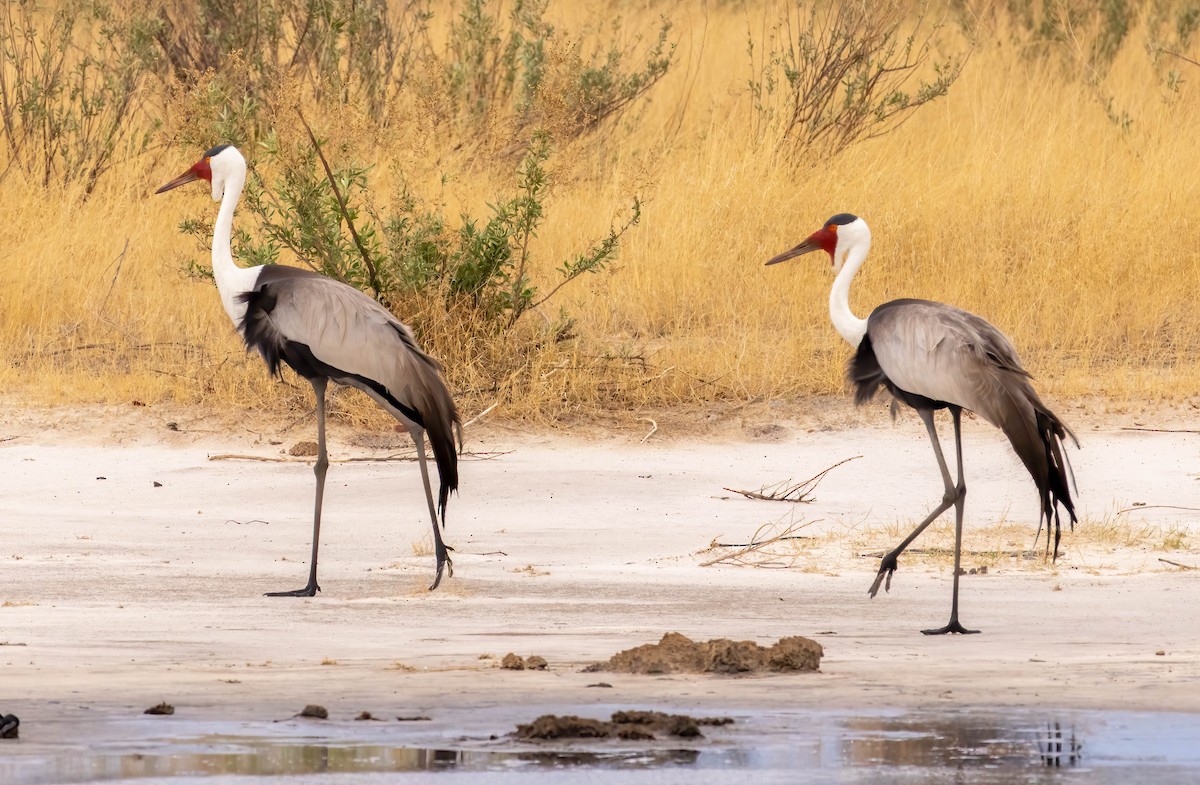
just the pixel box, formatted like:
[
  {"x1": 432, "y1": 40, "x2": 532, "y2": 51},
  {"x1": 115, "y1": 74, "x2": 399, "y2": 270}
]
[{"x1": 828, "y1": 224, "x2": 838, "y2": 234}]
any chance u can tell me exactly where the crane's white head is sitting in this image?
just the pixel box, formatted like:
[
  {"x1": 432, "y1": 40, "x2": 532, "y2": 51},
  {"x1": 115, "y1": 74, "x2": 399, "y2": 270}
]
[
  {"x1": 155, "y1": 144, "x2": 246, "y2": 201},
  {"x1": 765, "y1": 213, "x2": 870, "y2": 273}
]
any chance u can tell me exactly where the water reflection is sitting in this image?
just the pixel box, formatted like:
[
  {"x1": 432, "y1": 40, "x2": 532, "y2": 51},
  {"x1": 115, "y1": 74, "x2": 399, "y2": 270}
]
[
  {"x1": 1038, "y1": 722, "x2": 1082, "y2": 767},
  {"x1": 10, "y1": 743, "x2": 702, "y2": 785},
  {"x1": 13, "y1": 708, "x2": 1200, "y2": 785},
  {"x1": 838, "y1": 714, "x2": 1082, "y2": 769},
  {"x1": 41, "y1": 744, "x2": 473, "y2": 782}
]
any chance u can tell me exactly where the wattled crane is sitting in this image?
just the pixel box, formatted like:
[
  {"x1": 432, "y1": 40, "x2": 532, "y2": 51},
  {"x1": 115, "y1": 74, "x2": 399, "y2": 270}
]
[
  {"x1": 157, "y1": 144, "x2": 460, "y2": 596},
  {"x1": 767, "y1": 213, "x2": 1077, "y2": 634}
]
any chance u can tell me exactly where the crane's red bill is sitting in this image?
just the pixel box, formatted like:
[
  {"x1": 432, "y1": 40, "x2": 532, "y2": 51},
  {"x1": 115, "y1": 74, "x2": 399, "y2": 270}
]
[
  {"x1": 765, "y1": 226, "x2": 838, "y2": 265},
  {"x1": 155, "y1": 157, "x2": 213, "y2": 194}
]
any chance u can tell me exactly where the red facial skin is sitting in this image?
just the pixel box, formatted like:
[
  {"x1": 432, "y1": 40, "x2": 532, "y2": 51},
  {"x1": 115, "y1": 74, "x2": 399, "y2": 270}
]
[
  {"x1": 154, "y1": 155, "x2": 213, "y2": 194},
  {"x1": 764, "y1": 223, "x2": 840, "y2": 267},
  {"x1": 191, "y1": 156, "x2": 213, "y2": 181},
  {"x1": 808, "y1": 225, "x2": 839, "y2": 262}
]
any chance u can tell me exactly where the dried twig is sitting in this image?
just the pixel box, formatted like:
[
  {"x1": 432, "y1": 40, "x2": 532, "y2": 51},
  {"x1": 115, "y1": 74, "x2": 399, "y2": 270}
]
[
  {"x1": 724, "y1": 455, "x2": 860, "y2": 503},
  {"x1": 208, "y1": 450, "x2": 511, "y2": 463},
  {"x1": 1119, "y1": 427, "x2": 1200, "y2": 434},
  {"x1": 860, "y1": 547, "x2": 1045, "y2": 559},
  {"x1": 701, "y1": 517, "x2": 816, "y2": 568},
  {"x1": 1116, "y1": 504, "x2": 1200, "y2": 515},
  {"x1": 639, "y1": 417, "x2": 658, "y2": 444},
  {"x1": 1158, "y1": 558, "x2": 1197, "y2": 570},
  {"x1": 98, "y1": 238, "x2": 129, "y2": 314},
  {"x1": 462, "y1": 402, "x2": 498, "y2": 429},
  {"x1": 295, "y1": 108, "x2": 381, "y2": 298},
  {"x1": 1160, "y1": 48, "x2": 1200, "y2": 69},
  {"x1": 35, "y1": 341, "x2": 199, "y2": 359},
  {"x1": 712, "y1": 535, "x2": 812, "y2": 548}
]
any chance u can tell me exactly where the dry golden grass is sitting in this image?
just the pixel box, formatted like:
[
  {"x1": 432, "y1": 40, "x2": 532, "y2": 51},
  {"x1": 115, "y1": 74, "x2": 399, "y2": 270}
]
[
  {"x1": 3, "y1": 2, "x2": 1200, "y2": 422},
  {"x1": 706, "y1": 505, "x2": 1199, "y2": 577}
]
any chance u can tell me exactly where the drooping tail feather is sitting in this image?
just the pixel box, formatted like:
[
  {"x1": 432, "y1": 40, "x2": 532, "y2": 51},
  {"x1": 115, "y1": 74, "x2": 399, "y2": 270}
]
[
  {"x1": 1001, "y1": 398, "x2": 1079, "y2": 559},
  {"x1": 427, "y1": 392, "x2": 460, "y2": 528}
]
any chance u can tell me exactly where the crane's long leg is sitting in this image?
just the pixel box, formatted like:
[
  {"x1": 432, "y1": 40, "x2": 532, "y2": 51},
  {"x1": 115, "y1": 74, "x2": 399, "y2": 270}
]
[
  {"x1": 921, "y1": 408, "x2": 979, "y2": 635},
  {"x1": 868, "y1": 408, "x2": 957, "y2": 598},
  {"x1": 411, "y1": 428, "x2": 453, "y2": 591},
  {"x1": 267, "y1": 378, "x2": 327, "y2": 598}
]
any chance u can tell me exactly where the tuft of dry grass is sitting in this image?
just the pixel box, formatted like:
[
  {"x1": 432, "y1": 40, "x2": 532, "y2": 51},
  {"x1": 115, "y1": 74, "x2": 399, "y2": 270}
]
[{"x1": 3, "y1": 2, "x2": 1200, "y2": 421}]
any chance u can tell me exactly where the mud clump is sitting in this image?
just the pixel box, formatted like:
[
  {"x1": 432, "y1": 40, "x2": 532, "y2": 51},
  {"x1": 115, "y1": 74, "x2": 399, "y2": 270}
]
[
  {"x1": 289, "y1": 441, "x2": 319, "y2": 456},
  {"x1": 586, "y1": 632, "x2": 822, "y2": 674},
  {"x1": 514, "y1": 710, "x2": 732, "y2": 741},
  {"x1": 143, "y1": 702, "x2": 175, "y2": 716},
  {"x1": 500, "y1": 653, "x2": 547, "y2": 670}
]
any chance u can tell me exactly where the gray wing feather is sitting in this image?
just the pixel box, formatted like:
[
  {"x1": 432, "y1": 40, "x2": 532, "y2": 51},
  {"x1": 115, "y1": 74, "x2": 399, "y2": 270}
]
[
  {"x1": 270, "y1": 277, "x2": 447, "y2": 409},
  {"x1": 866, "y1": 298, "x2": 1077, "y2": 543},
  {"x1": 247, "y1": 269, "x2": 454, "y2": 432},
  {"x1": 867, "y1": 299, "x2": 1032, "y2": 428},
  {"x1": 251, "y1": 268, "x2": 460, "y2": 519}
]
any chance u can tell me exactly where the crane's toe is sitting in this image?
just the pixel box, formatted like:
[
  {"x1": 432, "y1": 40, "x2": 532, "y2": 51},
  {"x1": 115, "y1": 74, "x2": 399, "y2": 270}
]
[
  {"x1": 265, "y1": 582, "x2": 321, "y2": 598},
  {"x1": 868, "y1": 554, "x2": 899, "y2": 598},
  {"x1": 428, "y1": 544, "x2": 454, "y2": 591},
  {"x1": 921, "y1": 620, "x2": 980, "y2": 635}
]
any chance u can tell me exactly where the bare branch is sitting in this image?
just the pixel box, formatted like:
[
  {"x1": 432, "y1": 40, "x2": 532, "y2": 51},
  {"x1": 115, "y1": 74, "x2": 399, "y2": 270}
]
[
  {"x1": 295, "y1": 108, "x2": 382, "y2": 298},
  {"x1": 724, "y1": 455, "x2": 861, "y2": 503}
]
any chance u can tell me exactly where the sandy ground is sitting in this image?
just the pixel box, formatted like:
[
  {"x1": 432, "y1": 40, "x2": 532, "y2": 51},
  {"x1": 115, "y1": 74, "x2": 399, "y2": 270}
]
[{"x1": 4, "y1": 399, "x2": 1200, "y2": 743}]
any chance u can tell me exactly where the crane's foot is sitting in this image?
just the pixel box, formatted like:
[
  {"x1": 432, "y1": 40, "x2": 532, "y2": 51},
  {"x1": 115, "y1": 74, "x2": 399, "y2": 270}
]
[
  {"x1": 868, "y1": 552, "x2": 899, "y2": 598},
  {"x1": 429, "y1": 544, "x2": 454, "y2": 592},
  {"x1": 921, "y1": 619, "x2": 980, "y2": 635},
  {"x1": 265, "y1": 581, "x2": 321, "y2": 598}
]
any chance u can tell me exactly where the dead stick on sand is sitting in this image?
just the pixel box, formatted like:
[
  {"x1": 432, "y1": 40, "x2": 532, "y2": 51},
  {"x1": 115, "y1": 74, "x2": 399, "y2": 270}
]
[
  {"x1": 1158, "y1": 558, "x2": 1198, "y2": 570},
  {"x1": 701, "y1": 519, "x2": 817, "y2": 568},
  {"x1": 462, "y1": 402, "x2": 498, "y2": 429},
  {"x1": 1116, "y1": 504, "x2": 1200, "y2": 515},
  {"x1": 724, "y1": 455, "x2": 861, "y2": 502},
  {"x1": 639, "y1": 418, "x2": 658, "y2": 444},
  {"x1": 713, "y1": 535, "x2": 813, "y2": 547},
  {"x1": 208, "y1": 450, "x2": 511, "y2": 463},
  {"x1": 1120, "y1": 427, "x2": 1200, "y2": 434}
]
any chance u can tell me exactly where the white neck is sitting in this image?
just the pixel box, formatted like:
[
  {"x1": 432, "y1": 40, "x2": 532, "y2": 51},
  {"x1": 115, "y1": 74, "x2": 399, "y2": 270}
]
[
  {"x1": 210, "y1": 162, "x2": 260, "y2": 326},
  {"x1": 829, "y1": 237, "x2": 870, "y2": 347}
]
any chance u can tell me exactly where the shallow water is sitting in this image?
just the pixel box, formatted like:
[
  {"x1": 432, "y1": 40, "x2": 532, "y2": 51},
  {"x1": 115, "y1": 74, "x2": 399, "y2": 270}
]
[{"x1": 4, "y1": 708, "x2": 1199, "y2": 785}]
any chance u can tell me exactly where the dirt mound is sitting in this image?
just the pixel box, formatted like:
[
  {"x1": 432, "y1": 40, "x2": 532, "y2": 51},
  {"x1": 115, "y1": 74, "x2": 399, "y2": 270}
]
[
  {"x1": 514, "y1": 710, "x2": 732, "y2": 741},
  {"x1": 500, "y1": 653, "x2": 547, "y2": 670},
  {"x1": 585, "y1": 632, "x2": 822, "y2": 674}
]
